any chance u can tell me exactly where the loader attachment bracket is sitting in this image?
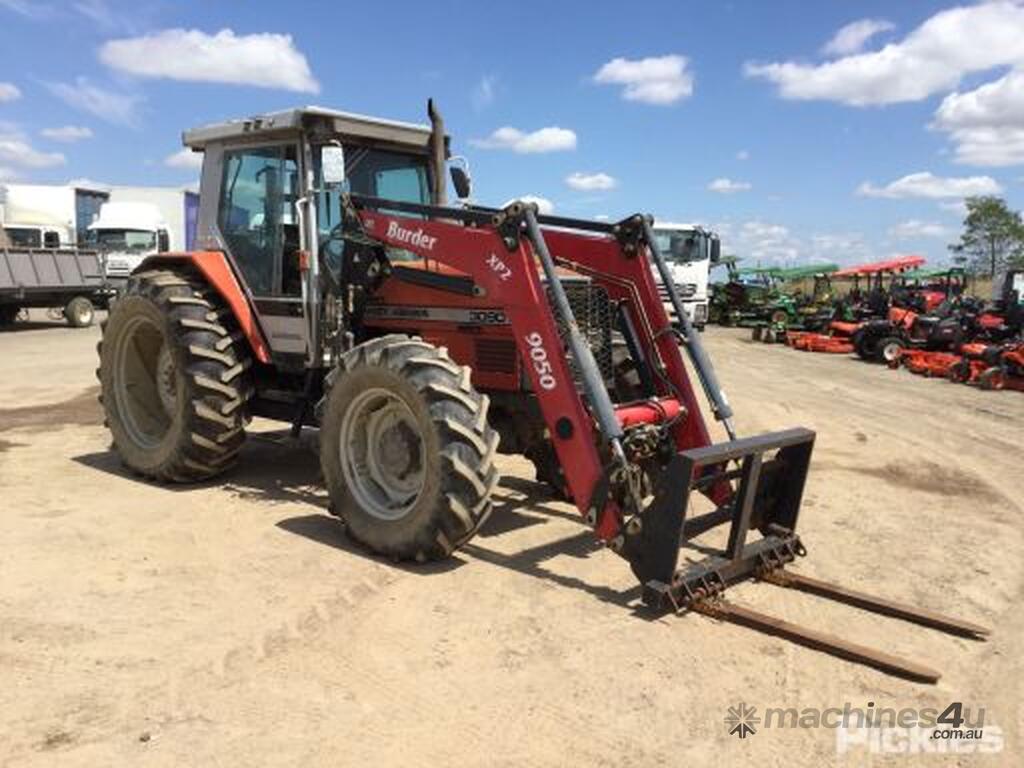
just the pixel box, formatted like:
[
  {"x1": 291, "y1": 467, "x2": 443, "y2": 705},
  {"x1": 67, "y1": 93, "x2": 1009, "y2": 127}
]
[{"x1": 624, "y1": 427, "x2": 816, "y2": 611}]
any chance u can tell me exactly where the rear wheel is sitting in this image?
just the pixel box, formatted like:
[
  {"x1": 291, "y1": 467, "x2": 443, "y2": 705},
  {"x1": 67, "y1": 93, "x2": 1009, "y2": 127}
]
[
  {"x1": 318, "y1": 335, "x2": 499, "y2": 561},
  {"x1": 97, "y1": 268, "x2": 253, "y2": 481},
  {"x1": 0, "y1": 305, "x2": 18, "y2": 325},
  {"x1": 853, "y1": 331, "x2": 877, "y2": 361},
  {"x1": 65, "y1": 296, "x2": 95, "y2": 328}
]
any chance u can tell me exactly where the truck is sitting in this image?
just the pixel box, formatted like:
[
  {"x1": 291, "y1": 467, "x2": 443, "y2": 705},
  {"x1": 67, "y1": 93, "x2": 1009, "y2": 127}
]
[
  {"x1": 650, "y1": 222, "x2": 719, "y2": 329},
  {"x1": 86, "y1": 187, "x2": 199, "y2": 280},
  {"x1": 0, "y1": 182, "x2": 109, "y2": 247}
]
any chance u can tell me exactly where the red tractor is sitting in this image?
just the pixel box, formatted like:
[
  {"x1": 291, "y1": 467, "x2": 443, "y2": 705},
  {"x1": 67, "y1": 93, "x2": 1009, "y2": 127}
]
[{"x1": 95, "y1": 103, "x2": 985, "y2": 680}]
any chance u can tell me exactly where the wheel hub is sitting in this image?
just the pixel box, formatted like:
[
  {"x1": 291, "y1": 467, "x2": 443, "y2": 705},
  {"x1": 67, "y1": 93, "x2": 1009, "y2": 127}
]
[
  {"x1": 156, "y1": 344, "x2": 178, "y2": 416},
  {"x1": 339, "y1": 388, "x2": 426, "y2": 521}
]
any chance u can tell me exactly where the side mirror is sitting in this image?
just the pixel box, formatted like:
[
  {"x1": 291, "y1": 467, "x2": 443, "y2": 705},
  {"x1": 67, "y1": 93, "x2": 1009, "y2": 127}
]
[
  {"x1": 158, "y1": 230, "x2": 170, "y2": 252},
  {"x1": 320, "y1": 144, "x2": 346, "y2": 185},
  {"x1": 710, "y1": 237, "x2": 721, "y2": 264},
  {"x1": 450, "y1": 166, "x2": 471, "y2": 200}
]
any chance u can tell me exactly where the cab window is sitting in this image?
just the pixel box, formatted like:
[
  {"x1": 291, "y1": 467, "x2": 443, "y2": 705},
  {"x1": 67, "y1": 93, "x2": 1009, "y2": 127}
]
[{"x1": 218, "y1": 144, "x2": 301, "y2": 296}]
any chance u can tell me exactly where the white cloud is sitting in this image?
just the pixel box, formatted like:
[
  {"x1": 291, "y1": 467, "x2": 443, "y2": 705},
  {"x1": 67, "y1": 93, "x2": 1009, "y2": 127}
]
[
  {"x1": 472, "y1": 75, "x2": 496, "y2": 110},
  {"x1": 46, "y1": 77, "x2": 141, "y2": 126},
  {"x1": 0, "y1": 82, "x2": 20, "y2": 102},
  {"x1": 504, "y1": 195, "x2": 554, "y2": 215},
  {"x1": 888, "y1": 219, "x2": 950, "y2": 239},
  {"x1": 822, "y1": 19, "x2": 895, "y2": 57},
  {"x1": 746, "y1": 2, "x2": 1024, "y2": 105},
  {"x1": 593, "y1": 54, "x2": 693, "y2": 105},
  {"x1": 100, "y1": 28, "x2": 320, "y2": 93},
  {"x1": 708, "y1": 177, "x2": 752, "y2": 194},
  {"x1": 938, "y1": 199, "x2": 968, "y2": 217},
  {"x1": 40, "y1": 125, "x2": 92, "y2": 142},
  {"x1": 0, "y1": 126, "x2": 65, "y2": 168},
  {"x1": 735, "y1": 149, "x2": 750, "y2": 161},
  {"x1": 165, "y1": 147, "x2": 203, "y2": 170},
  {"x1": 932, "y1": 68, "x2": 1024, "y2": 166},
  {"x1": 0, "y1": 166, "x2": 20, "y2": 181},
  {"x1": 856, "y1": 172, "x2": 1001, "y2": 199},
  {"x1": 565, "y1": 172, "x2": 616, "y2": 191},
  {"x1": 470, "y1": 126, "x2": 576, "y2": 153}
]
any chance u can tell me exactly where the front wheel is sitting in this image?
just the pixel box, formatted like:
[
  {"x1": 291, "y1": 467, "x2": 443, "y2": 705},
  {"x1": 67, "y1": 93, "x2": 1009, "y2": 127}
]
[
  {"x1": 875, "y1": 337, "x2": 903, "y2": 365},
  {"x1": 65, "y1": 296, "x2": 95, "y2": 328},
  {"x1": 978, "y1": 367, "x2": 1006, "y2": 391},
  {"x1": 318, "y1": 335, "x2": 500, "y2": 562}
]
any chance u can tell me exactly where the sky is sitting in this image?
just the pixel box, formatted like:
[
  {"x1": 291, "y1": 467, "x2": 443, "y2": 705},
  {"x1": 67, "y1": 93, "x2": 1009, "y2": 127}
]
[{"x1": 2, "y1": 0, "x2": 1024, "y2": 266}]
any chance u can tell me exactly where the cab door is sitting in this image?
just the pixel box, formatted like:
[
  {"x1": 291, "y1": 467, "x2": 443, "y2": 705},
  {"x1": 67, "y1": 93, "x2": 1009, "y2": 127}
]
[{"x1": 216, "y1": 143, "x2": 307, "y2": 367}]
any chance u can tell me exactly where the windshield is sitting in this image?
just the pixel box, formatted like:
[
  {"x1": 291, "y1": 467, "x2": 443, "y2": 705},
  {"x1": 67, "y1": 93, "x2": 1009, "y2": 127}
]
[
  {"x1": 316, "y1": 145, "x2": 432, "y2": 266},
  {"x1": 88, "y1": 229, "x2": 156, "y2": 252},
  {"x1": 5, "y1": 227, "x2": 42, "y2": 248},
  {"x1": 653, "y1": 228, "x2": 706, "y2": 263}
]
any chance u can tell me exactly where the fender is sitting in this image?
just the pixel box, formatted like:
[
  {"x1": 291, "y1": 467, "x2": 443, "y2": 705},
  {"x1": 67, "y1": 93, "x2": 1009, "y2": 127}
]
[{"x1": 134, "y1": 251, "x2": 272, "y2": 364}]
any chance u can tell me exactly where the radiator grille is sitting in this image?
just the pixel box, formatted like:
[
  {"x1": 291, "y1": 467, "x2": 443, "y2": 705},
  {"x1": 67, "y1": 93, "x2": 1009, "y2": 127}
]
[{"x1": 547, "y1": 281, "x2": 614, "y2": 385}]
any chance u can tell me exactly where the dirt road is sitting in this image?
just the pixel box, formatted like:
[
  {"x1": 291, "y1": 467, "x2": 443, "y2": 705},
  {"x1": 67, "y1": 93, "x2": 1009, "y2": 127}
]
[{"x1": 1, "y1": 316, "x2": 1021, "y2": 766}]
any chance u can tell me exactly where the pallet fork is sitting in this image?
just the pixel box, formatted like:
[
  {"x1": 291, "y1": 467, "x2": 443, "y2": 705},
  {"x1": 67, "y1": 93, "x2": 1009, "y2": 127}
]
[{"x1": 342, "y1": 197, "x2": 989, "y2": 682}]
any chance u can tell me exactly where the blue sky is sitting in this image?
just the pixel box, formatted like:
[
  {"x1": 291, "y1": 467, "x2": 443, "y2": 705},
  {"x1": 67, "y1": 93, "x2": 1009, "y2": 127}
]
[{"x1": 2, "y1": 0, "x2": 1024, "y2": 266}]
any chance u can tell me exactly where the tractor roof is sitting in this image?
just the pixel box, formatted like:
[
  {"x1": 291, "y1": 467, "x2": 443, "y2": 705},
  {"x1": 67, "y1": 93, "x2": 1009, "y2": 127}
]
[
  {"x1": 833, "y1": 254, "x2": 925, "y2": 278},
  {"x1": 776, "y1": 263, "x2": 839, "y2": 280},
  {"x1": 182, "y1": 105, "x2": 436, "y2": 151}
]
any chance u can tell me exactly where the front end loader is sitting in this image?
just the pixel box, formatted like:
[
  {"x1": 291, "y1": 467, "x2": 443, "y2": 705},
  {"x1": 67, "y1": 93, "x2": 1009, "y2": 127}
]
[{"x1": 96, "y1": 103, "x2": 987, "y2": 683}]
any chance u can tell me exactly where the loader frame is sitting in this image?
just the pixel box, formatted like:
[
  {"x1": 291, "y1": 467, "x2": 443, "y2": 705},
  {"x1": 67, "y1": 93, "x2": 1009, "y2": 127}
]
[{"x1": 341, "y1": 194, "x2": 816, "y2": 604}]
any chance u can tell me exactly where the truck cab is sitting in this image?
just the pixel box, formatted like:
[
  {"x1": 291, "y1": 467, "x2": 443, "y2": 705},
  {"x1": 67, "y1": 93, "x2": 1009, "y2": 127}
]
[
  {"x1": 2, "y1": 224, "x2": 63, "y2": 249},
  {"x1": 87, "y1": 201, "x2": 171, "y2": 279},
  {"x1": 651, "y1": 222, "x2": 720, "y2": 329}
]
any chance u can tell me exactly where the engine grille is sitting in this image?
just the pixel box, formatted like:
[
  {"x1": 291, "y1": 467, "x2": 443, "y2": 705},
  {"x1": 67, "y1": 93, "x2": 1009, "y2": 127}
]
[
  {"x1": 547, "y1": 281, "x2": 614, "y2": 385},
  {"x1": 474, "y1": 337, "x2": 518, "y2": 374},
  {"x1": 658, "y1": 282, "x2": 697, "y2": 301}
]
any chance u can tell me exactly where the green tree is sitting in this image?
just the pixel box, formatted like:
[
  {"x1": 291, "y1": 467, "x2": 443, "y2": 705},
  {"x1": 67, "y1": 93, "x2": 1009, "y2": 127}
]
[{"x1": 949, "y1": 196, "x2": 1024, "y2": 278}]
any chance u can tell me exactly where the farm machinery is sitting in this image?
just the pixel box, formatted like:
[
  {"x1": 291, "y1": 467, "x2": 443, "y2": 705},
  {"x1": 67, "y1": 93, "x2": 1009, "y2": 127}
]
[{"x1": 95, "y1": 103, "x2": 987, "y2": 681}]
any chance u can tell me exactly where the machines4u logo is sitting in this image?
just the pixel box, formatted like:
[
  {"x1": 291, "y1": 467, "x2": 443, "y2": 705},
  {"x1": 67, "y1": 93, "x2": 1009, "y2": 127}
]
[{"x1": 725, "y1": 703, "x2": 760, "y2": 739}]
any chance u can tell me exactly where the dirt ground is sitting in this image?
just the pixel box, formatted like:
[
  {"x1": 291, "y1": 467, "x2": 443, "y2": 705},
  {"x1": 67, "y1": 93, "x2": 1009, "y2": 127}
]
[{"x1": 1, "y1": 313, "x2": 1021, "y2": 767}]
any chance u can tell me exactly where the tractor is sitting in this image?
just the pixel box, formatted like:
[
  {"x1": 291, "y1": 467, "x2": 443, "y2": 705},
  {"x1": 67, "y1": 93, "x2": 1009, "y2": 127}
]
[{"x1": 95, "y1": 102, "x2": 986, "y2": 681}]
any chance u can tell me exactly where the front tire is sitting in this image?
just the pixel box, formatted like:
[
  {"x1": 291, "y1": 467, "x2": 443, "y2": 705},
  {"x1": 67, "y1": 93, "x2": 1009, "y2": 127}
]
[
  {"x1": 875, "y1": 336, "x2": 903, "y2": 365},
  {"x1": 98, "y1": 268, "x2": 253, "y2": 481},
  {"x1": 65, "y1": 296, "x2": 95, "y2": 328},
  {"x1": 318, "y1": 335, "x2": 499, "y2": 562}
]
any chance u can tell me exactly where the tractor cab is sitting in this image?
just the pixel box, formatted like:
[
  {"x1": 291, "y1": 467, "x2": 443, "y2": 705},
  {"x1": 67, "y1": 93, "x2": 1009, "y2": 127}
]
[{"x1": 182, "y1": 104, "x2": 451, "y2": 369}]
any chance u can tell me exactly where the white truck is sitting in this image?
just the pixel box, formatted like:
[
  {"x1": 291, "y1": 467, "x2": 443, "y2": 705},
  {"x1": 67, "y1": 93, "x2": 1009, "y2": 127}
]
[
  {"x1": 0, "y1": 182, "x2": 108, "y2": 248},
  {"x1": 650, "y1": 222, "x2": 720, "y2": 329},
  {"x1": 86, "y1": 187, "x2": 199, "y2": 279}
]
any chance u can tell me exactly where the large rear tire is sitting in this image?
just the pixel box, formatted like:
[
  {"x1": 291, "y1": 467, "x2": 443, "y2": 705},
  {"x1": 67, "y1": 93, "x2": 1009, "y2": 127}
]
[
  {"x1": 97, "y1": 267, "x2": 253, "y2": 481},
  {"x1": 318, "y1": 335, "x2": 499, "y2": 561}
]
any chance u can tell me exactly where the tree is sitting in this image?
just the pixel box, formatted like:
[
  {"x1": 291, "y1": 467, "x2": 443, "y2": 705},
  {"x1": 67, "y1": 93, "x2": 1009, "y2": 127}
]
[{"x1": 948, "y1": 196, "x2": 1024, "y2": 278}]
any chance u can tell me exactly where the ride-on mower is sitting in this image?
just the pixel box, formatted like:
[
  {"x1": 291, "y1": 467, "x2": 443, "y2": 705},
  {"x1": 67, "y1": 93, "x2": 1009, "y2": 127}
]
[{"x1": 96, "y1": 103, "x2": 986, "y2": 682}]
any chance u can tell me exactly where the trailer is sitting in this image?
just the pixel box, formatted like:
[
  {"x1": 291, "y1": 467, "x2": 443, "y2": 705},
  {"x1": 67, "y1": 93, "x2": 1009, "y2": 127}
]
[{"x1": 0, "y1": 243, "x2": 114, "y2": 327}]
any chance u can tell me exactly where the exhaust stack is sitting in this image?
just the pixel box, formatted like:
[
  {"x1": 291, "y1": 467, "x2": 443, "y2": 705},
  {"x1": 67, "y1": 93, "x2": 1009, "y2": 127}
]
[{"x1": 427, "y1": 99, "x2": 447, "y2": 206}]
